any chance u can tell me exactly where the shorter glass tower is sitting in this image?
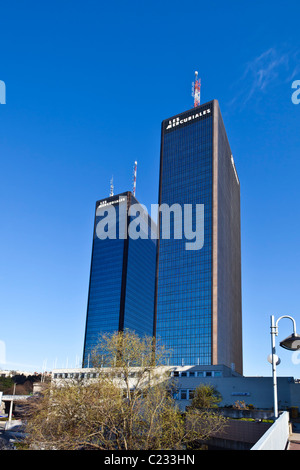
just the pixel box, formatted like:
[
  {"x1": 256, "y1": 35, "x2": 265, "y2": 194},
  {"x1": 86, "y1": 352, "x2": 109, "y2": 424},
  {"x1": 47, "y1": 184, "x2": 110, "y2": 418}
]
[{"x1": 82, "y1": 191, "x2": 156, "y2": 367}]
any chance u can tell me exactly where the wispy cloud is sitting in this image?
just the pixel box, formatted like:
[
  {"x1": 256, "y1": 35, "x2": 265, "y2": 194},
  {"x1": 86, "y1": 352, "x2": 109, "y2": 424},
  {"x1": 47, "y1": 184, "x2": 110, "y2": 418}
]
[{"x1": 229, "y1": 46, "x2": 297, "y2": 108}]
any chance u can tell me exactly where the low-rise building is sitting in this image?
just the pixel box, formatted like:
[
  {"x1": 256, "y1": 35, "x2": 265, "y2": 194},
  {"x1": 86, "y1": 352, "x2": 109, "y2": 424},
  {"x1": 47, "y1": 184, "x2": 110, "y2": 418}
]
[{"x1": 51, "y1": 364, "x2": 300, "y2": 413}]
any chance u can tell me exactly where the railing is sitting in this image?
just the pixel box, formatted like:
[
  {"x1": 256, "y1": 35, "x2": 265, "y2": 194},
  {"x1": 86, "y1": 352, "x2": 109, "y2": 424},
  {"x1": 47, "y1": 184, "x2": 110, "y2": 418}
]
[
  {"x1": 1, "y1": 395, "x2": 31, "y2": 401},
  {"x1": 251, "y1": 411, "x2": 290, "y2": 450}
]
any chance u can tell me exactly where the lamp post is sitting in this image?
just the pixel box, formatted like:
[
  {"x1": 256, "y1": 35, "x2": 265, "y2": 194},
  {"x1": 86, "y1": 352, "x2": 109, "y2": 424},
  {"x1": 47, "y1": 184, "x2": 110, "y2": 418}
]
[{"x1": 270, "y1": 315, "x2": 300, "y2": 419}]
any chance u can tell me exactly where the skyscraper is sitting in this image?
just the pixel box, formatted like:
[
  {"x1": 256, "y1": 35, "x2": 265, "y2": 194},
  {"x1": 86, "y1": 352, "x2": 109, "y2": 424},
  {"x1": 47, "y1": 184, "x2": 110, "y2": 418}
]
[
  {"x1": 154, "y1": 100, "x2": 243, "y2": 375},
  {"x1": 83, "y1": 191, "x2": 156, "y2": 367}
]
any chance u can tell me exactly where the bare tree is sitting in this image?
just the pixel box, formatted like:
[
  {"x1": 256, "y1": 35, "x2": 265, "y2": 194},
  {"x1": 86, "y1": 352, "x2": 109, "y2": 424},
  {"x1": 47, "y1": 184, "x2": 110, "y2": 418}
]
[{"x1": 22, "y1": 330, "x2": 227, "y2": 450}]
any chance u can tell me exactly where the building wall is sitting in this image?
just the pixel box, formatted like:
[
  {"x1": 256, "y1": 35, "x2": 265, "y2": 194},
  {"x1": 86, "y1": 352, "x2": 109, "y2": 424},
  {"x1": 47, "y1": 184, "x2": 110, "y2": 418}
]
[
  {"x1": 155, "y1": 103, "x2": 214, "y2": 366},
  {"x1": 213, "y1": 101, "x2": 243, "y2": 374},
  {"x1": 83, "y1": 192, "x2": 156, "y2": 366},
  {"x1": 123, "y1": 196, "x2": 156, "y2": 337},
  {"x1": 209, "y1": 419, "x2": 273, "y2": 450},
  {"x1": 155, "y1": 101, "x2": 242, "y2": 372},
  {"x1": 174, "y1": 375, "x2": 298, "y2": 410},
  {"x1": 51, "y1": 365, "x2": 300, "y2": 411},
  {"x1": 83, "y1": 195, "x2": 127, "y2": 366}
]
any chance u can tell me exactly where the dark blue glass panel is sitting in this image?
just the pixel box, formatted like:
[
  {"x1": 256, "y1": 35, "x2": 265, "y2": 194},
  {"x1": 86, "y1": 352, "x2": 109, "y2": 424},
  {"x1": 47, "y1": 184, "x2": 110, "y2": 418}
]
[
  {"x1": 156, "y1": 116, "x2": 213, "y2": 366},
  {"x1": 83, "y1": 197, "x2": 156, "y2": 366},
  {"x1": 83, "y1": 202, "x2": 125, "y2": 366},
  {"x1": 124, "y1": 234, "x2": 156, "y2": 337}
]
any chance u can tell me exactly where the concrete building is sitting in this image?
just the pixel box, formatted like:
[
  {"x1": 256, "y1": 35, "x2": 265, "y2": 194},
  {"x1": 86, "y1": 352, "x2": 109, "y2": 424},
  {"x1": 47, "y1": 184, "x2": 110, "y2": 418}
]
[{"x1": 51, "y1": 365, "x2": 300, "y2": 413}]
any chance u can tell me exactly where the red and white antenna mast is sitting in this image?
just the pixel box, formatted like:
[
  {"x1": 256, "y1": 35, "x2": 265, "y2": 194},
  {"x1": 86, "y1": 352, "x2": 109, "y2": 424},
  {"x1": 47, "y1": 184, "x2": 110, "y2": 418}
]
[
  {"x1": 132, "y1": 161, "x2": 137, "y2": 197},
  {"x1": 192, "y1": 71, "x2": 201, "y2": 108}
]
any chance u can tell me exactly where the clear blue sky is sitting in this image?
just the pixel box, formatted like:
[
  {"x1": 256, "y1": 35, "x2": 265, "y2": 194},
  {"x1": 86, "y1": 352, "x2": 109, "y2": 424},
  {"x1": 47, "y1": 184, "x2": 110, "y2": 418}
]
[{"x1": 1, "y1": 0, "x2": 300, "y2": 377}]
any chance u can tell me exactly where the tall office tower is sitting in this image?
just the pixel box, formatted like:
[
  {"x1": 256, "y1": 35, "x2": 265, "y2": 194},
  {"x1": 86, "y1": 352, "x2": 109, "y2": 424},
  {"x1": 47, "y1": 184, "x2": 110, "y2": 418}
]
[
  {"x1": 83, "y1": 191, "x2": 156, "y2": 367},
  {"x1": 154, "y1": 100, "x2": 243, "y2": 375}
]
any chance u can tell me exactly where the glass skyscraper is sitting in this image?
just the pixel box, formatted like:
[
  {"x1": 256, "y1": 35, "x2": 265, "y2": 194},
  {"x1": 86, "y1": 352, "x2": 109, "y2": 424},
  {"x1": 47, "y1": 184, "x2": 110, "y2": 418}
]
[
  {"x1": 154, "y1": 100, "x2": 243, "y2": 374},
  {"x1": 82, "y1": 191, "x2": 156, "y2": 367}
]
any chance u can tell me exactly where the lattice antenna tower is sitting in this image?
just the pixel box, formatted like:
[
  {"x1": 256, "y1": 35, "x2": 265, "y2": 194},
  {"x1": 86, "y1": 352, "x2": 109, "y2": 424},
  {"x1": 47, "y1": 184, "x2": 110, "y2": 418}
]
[
  {"x1": 192, "y1": 71, "x2": 201, "y2": 108},
  {"x1": 132, "y1": 161, "x2": 137, "y2": 197}
]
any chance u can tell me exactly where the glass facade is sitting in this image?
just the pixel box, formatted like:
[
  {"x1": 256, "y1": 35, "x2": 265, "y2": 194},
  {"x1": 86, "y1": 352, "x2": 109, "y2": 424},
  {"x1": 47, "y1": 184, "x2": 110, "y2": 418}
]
[
  {"x1": 155, "y1": 104, "x2": 213, "y2": 366},
  {"x1": 83, "y1": 192, "x2": 156, "y2": 367},
  {"x1": 123, "y1": 197, "x2": 156, "y2": 337}
]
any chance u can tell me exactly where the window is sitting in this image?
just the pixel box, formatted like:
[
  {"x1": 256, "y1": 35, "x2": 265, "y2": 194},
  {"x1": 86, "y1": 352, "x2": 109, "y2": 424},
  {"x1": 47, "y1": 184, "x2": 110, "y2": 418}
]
[
  {"x1": 189, "y1": 371, "x2": 195, "y2": 377},
  {"x1": 156, "y1": 115, "x2": 213, "y2": 367},
  {"x1": 180, "y1": 390, "x2": 187, "y2": 400}
]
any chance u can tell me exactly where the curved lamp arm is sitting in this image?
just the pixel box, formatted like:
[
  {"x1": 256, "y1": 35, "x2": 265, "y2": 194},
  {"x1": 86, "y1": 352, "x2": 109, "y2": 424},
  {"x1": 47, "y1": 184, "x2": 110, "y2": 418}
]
[{"x1": 275, "y1": 315, "x2": 297, "y2": 336}]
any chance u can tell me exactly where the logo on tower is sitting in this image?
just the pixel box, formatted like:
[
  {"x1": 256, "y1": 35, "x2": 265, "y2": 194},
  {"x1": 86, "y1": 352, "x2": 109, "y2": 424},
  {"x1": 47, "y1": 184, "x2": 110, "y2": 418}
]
[{"x1": 165, "y1": 107, "x2": 211, "y2": 131}]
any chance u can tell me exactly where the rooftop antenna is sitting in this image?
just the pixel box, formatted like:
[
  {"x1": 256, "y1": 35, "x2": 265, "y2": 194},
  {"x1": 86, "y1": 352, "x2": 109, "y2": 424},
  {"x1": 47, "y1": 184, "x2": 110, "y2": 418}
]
[
  {"x1": 110, "y1": 176, "x2": 114, "y2": 197},
  {"x1": 132, "y1": 161, "x2": 137, "y2": 197},
  {"x1": 192, "y1": 71, "x2": 201, "y2": 108}
]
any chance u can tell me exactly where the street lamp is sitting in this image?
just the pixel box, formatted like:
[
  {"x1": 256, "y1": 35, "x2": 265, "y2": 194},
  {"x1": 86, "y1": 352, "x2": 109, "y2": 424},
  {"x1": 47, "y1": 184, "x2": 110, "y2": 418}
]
[
  {"x1": 270, "y1": 315, "x2": 299, "y2": 419},
  {"x1": 280, "y1": 333, "x2": 300, "y2": 351}
]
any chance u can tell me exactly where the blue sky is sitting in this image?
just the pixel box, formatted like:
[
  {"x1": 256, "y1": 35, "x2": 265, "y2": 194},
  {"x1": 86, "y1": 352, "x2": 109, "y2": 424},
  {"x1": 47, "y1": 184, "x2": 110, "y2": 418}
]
[{"x1": 1, "y1": 0, "x2": 300, "y2": 377}]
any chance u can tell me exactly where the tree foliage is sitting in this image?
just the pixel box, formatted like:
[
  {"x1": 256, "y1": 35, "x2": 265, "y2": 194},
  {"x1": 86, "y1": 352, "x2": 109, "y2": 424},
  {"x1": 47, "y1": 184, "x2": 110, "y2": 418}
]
[
  {"x1": 22, "y1": 331, "x2": 227, "y2": 450},
  {"x1": 189, "y1": 384, "x2": 222, "y2": 410},
  {"x1": 0, "y1": 376, "x2": 14, "y2": 394}
]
